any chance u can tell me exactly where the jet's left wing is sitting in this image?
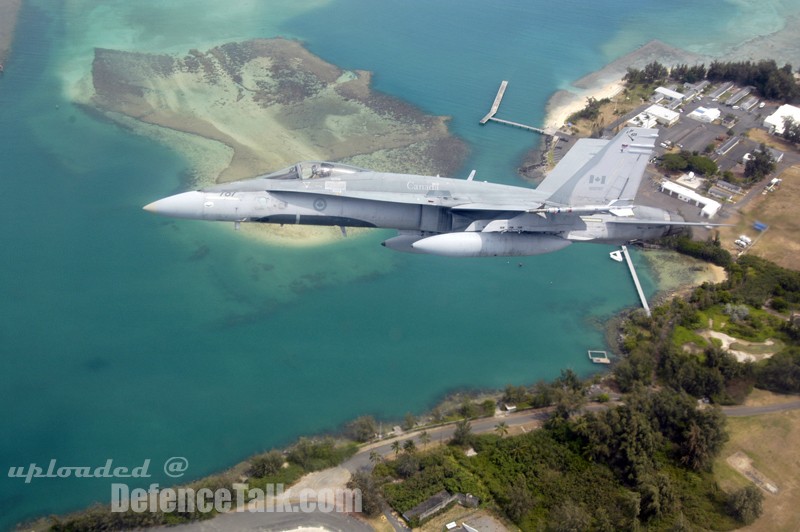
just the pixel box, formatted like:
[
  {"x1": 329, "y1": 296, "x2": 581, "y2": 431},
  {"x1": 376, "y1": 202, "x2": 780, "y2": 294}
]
[{"x1": 538, "y1": 127, "x2": 659, "y2": 207}]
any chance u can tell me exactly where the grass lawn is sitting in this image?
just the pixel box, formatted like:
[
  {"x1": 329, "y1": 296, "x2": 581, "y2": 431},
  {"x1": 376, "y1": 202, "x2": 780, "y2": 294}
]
[{"x1": 713, "y1": 408, "x2": 800, "y2": 531}]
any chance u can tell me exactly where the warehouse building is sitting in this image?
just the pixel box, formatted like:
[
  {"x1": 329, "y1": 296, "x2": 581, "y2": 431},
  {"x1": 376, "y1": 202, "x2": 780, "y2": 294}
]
[
  {"x1": 763, "y1": 104, "x2": 800, "y2": 135},
  {"x1": 659, "y1": 181, "x2": 721, "y2": 218}
]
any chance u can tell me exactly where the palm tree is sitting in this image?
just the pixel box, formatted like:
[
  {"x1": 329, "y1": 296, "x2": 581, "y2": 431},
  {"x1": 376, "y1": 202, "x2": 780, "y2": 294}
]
[
  {"x1": 391, "y1": 440, "x2": 401, "y2": 457},
  {"x1": 403, "y1": 439, "x2": 417, "y2": 454},
  {"x1": 369, "y1": 450, "x2": 382, "y2": 465},
  {"x1": 495, "y1": 421, "x2": 509, "y2": 437},
  {"x1": 419, "y1": 430, "x2": 431, "y2": 449}
]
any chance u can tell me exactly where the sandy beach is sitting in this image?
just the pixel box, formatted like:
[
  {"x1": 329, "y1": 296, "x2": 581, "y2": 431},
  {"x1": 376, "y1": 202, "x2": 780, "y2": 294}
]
[
  {"x1": 542, "y1": 40, "x2": 705, "y2": 130},
  {"x1": 542, "y1": 24, "x2": 800, "y2": 131},
  {"x1": 542, "y1": 80, "x2": 626, "y2": 131},
  {"x1": 0, "y1": 0, "x2": 22, "y2": 66},
  {"x1": 642, "y1": 249, "x2": 728, "y2": 304}
]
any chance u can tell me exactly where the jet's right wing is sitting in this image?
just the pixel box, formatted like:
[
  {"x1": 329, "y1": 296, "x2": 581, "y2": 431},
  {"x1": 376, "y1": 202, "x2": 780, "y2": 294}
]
[{"x1": 537, "y1": 127, "x2": 659, "y2": 207}]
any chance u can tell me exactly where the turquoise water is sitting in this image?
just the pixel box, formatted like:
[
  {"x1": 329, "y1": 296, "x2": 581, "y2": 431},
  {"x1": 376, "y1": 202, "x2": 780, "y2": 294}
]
[{"x1": 1, "y1": 0, "x2": 798, "y2": 526}]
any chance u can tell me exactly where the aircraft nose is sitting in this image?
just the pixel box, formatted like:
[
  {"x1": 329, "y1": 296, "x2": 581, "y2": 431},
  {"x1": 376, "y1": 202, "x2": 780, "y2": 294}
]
[{"x1": 143, "y1": 191, "x2": 205, "y2": 219}]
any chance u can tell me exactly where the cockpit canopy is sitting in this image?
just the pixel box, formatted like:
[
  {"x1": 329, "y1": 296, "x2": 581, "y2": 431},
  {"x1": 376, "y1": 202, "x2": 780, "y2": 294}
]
[{"x1": 262, "y1": 162, "x2": 367, "y2": 180}]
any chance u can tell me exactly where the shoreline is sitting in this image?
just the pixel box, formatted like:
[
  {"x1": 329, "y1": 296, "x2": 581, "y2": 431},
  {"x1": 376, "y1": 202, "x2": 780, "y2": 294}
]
[
  {"x1": 31, "y1": 248, "x2": 725, "y2": 528},
  {"x1": 541, "y1": 23, "x2": 800, "y2": 133},
  {"x1": 542, "y1": 40, "x2": 705, "y2": 131}
]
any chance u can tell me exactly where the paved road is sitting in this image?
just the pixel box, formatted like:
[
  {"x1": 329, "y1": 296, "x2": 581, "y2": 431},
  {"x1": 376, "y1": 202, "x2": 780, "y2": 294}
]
[
  {"x1": 149, "y1": 399, "x2": 800, "y2": 531},
  {"x1": 151, "y1": 510, "x2": 374, "y2": 532},
  {"x1": 721, "y1": 399, "x2": 800, "y2": 417},
  {"x1": 342, "y1": 407, "x2": 555, "y2": 474}
]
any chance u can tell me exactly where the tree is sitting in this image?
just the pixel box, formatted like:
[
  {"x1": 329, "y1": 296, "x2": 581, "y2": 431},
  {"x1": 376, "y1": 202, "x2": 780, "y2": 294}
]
[
  {"x1": 495, "y1": 421, "x2": 509, "y2": 437},
  {"x1": 726, "y1": 485, "x2": 763, "y2": 524},
  {"x1": 402, "y1": 439, "x2": 417, "y2": 454},
  {"x1": 481, "y1": 398, "x2": 497, "y2": 416},
  {"x1": 552, "y1": 369, "x2": 587, "y2": 419},
  {"x1": 661, "y1": 153, "x2": 689, "y2": 172},
  {"x1": 394, "y1": 452, "x2": 420, "y2": 478},
  {"x1": 391, "y1": 440, "x2": 401, "y2": 457},
  {"x1": 567, "y1": 96, "x2": 610, "y2": 123},
  {"x1": 679, "y1": 408, "x2": 728, "y2": 471},
  {"x1": 504, "y1": 475, "x2": 534, "y2": 522},
  {"x1": 451, "y1": 419, "x2": 472, "y2": 446},
  {"x1": 782, "y1": 116, "x2": 800, "y2": 144},
  {"x1": 402, "y1": 412, "x2": 416, "y2": 431},
  {"x1": 687, "y1": 154, "x2": 717, "y2": 176},
  {"x1": 547, "y1": 500, "x2": 592, "y2": 532},
  {"x1": 460, "y1": 399, "x2": 479, "y2": 419},
  {"x1": 347, "y1": 471, "x2": 384, "y2": 517},
  {"x1": 503, "y1": 384, "x2": 529, "y2": 404},
  {"x1": 419, "y1": 430, "x2": 431, "y2": 449},
  {"x1": 346, "y1": 415, "x2": 378, "y2": 443},
  {"x1": 369, "y1": 450, "x2": 382, "y2": 465},
  {"x1": 249, "y1": 450, "x2": 284, "y2": 477},
  {"x1": 744, "y1": 145, "x2": 776, "y2": 183}
]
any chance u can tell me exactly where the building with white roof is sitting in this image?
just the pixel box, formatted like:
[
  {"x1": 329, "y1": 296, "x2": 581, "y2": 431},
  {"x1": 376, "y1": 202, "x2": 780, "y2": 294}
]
[
  {"x1": 660, "y1": 180, "x2": 721, "y2": 218},
  {"x1": 655, "y1": 87, "x2": 684, "y2": 101},
  {"x1": 628, "y1": 104, "x2": 679, "y2": 128},
  {"x1": 763, "y1": 104, "x2": 800, "y2": 135},
  {"x1": 687, "y1": 107, "x2": 721, "y2": 123}
]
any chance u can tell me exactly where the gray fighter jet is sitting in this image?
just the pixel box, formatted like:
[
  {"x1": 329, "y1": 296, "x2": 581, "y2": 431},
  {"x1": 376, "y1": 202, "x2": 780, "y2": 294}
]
[{"x1": 143, "y1": 127, "x2": 708, "y2": 257}]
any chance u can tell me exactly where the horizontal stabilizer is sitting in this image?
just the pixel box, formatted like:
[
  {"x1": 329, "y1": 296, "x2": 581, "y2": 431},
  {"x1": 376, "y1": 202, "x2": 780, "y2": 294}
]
[{"x1": 539, "y1": 127, "x2": 659, "y2": 207}]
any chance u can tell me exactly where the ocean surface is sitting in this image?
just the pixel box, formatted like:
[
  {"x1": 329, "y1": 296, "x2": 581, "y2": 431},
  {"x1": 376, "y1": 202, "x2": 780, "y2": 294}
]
[{"x1": 1, "y1": 0, "x2": 798, "y2": 527}]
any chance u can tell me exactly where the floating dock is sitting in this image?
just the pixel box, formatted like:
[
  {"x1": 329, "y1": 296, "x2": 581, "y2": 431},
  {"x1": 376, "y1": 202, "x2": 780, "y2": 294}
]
[
  {"x1": 588, "y1": 350, "x2": 611, "y2": 364},
  {"x1": 620, "y1": 245, "x2": 650, "y2": 316}
]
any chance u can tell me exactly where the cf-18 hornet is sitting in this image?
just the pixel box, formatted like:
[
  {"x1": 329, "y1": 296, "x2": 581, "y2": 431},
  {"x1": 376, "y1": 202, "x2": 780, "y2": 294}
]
[{"x1": 144, "y1": 127, "x2": 710, "y2": 257}]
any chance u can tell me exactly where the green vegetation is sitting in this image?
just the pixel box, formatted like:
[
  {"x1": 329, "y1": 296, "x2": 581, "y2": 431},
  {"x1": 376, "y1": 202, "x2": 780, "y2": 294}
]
[
  {"x1": 47, "y1": 437, "x2": 357, "y2": 530},
  {"x1": 346, "y1": 415, "x2": 378, "y2": 442},
  {"x1": 46, "y1": 253, "x2": 800, "y2": 531},
  {"x1": 706, "y1": 60, "x2": 799, "y2": 102},
  {"x1": 726, "y1": 485, "x2": 763, "y2": 525},
  {"x1": 624, "y1": 59, "x2": 800, "y2": 102},
  {"x1": 368, "y1": 387, "x2": 738, "y2": 530},
  {"x1": 567, "y1": 96, "x2": 611, "y2": 124},
  {"x1": 623, "y1": 61, "x2": 670, "y2": 85},
  {"x1": 782, "y1": 117, "x2": 800, "y2": 145},
  {"x1": 660, "y1": 151, "x2": 718, "y2": 176},
  {"x1": 367, "y1": 255, "x2": 800, "y2": 530},
  {"x1": 744, "y1": 145, "x2": 777, "y2": 184},
  {"x1": 660, "y1": 234, "x2": 732, "y2": 268}
]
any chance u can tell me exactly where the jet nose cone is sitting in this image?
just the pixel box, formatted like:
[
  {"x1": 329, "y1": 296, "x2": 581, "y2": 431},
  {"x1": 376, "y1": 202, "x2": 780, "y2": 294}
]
[{"x1": 143, "y1": 191, "x2": 205, "y2": 219}]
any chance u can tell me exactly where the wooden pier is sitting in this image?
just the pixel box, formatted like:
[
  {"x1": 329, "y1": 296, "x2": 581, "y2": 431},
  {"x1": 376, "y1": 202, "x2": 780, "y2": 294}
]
[
  {"x1": 479, "y1": 80, "x2": 554, "y2": 136},
  {"x1": 480, "y1": 80, "x2": 508, "y2": 124},
  {"x1": 621, "y1": 245, "x2": 651, "y2": 316},
  {"x1": 485, "y1": 117, "x2": 552, "y2": 135}
]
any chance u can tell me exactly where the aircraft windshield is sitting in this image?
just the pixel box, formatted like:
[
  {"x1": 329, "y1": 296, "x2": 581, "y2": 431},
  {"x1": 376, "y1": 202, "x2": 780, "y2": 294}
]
[{"x1": 262, "y1": 162, "x2": 367, "y2": 180}]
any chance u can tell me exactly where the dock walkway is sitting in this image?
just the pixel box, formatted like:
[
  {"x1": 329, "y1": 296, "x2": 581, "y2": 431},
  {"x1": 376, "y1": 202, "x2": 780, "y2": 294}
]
[
  {"x1": 621, "y1": 245, "x2": 651, "y2": 316},
  {"x1": 486, "y1": 117, "x2": 553, "y2": 135},
  {"x1": 480, "y1": 80, "x2": 508, "y2": 124},
  {"x1": 479, "y1": 80, "x2": 554, "y2": 136}
]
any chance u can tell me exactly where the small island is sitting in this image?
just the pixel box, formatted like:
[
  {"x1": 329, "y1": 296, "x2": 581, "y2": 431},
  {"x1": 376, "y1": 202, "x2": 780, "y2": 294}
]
[{"x1": 76, "y1": 38, "x2": 467, "y2": 245}]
